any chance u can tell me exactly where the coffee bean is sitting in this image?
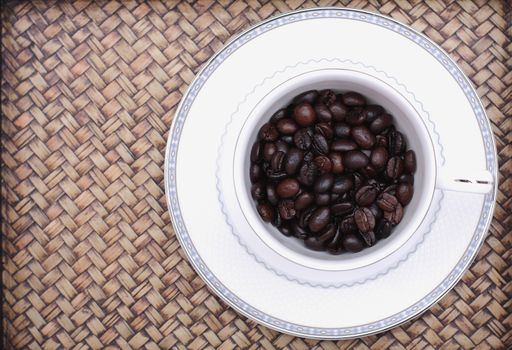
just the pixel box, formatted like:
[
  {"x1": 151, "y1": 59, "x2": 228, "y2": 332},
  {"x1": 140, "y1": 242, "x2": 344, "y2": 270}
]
[
  {"x1": 384, "y1": 202, "x2": 403, "y2": 224},
  {"x1": 263, "y1": 142, "x2": 277, "y2": 161},
  {"x1": 330, "y1": 193, "x2": 341, "y2": 203},
  {"x1": 265, "y1": 169, "x2": 287, "y2": 180},
  {"x1": 340, "y1": 216, "x2": 357, "y2": 233},
  {"x1": 313, "y1": 155, "x2": 332, "y2": 173},
  {"x1": 276, "y1": 118, "x2": 298, "y2": 135},
  {"x1": 345, "y1": 108, "x2": 366, "y2": 125},
  {"x1": 297, "y1": 162, "x2": 317, "y2": 186},
  {"x1": 271, "y1": 151, "x2": 285, "y2": 172},
  {"x1": 303, "y1": 151, "x2": 314, "y2": 162},
  {"x1": 368, "y1": 203, "x2": 383, "y2": 221},
  {"x1": 359, "y1": 230, "x2": 376, "y2": 246},
  {"x1": 275, "y1": 140, "x2": 289, "y2": 154},
  {"x1": 388, "y1": 129, "x2": 406, "y2": 155},
  {"x1": 314, "y1": 104, "x2": 332, "y2": 123},
  {"x1": 332, "y1": 175, "x2": 353, "y2": 194},
  {"x1": 251, "y1": 141, "x2": 261, "y2": 162},
  {"x1": 278, "y1": 200, "x2": 296, "y2": 220},
  {"x1": 377, "y1": 193, "x2": 398, "y2": 212},
  {"x1": 330, "y1": 101, "x2": 348, "y2": 121},
  {"x1": 257, "y1": 203, "x2": 274, "y2": 222},
  {"x1": 399, "y1": 173, "x2": 414, "y2": 185},
  {"x1": 343, "y1": 150, "x2": 369, "y2": 169},
  {"x1": 284, "y1": 148, "x2": 304, "y2": 174},
  {"x1": 292, "y1": 221, "x2": 308, "y2": 239},
  {"x1": 363, "y1": 104, "x2": 384, "y2": 122},
  {"x1": 294, "y1": 103, "x2": 316, "y2": 126},
  {"x1": 351, "y1": 125, "x2": 376, "y2": 149},
  {"x1": 293, "y1": 90, "x2": 318, "y2": 105},
  {"x1": 353, "y1": 172, "x2": 364, "y2": 190},
  {"x1": 258, "y1": 123, "x2": 279, "y2": 141},
  {"x1": 331, "y1": 139, "x2": 358, "y2": 152},
  {"x1": 331, "y1": 201, "x2": 353, "y2": 216},
  {"x1": 266, "y1": 184, "x2": 279, "y2": 205},
  {"x1": 342, "y1": 232, "x2": 364, "y2": 252},
  {"x1": 314, "y1": 173, "x2": 334, "y2": 193},
  {"x1": 276, "y1": 178, "x2": 300, "y2": 198},
  {"x1": 375, "y1": 220, "x2": 393, "y2": 239},
  {"x1": 329, "y1": 152, "x2": 344, "y2": 174},
  {"x1": 318, "y1": 89, "x2": 336, "y2": 106},
  {"x1": 342, "y1": 91, "x2": 366, "y2": 106},
  {"x1": 251, "y1": 181, "x2": 266, "y2": 200},
  {"x1": 299, "y1": 207, "x2": 315, "y2": 228},
  {"x1": 315, "y1": 123, "x2": 333, "y2": 139},
  {"x1": 312, "y1": 133, "x2": 329, "y2": 154},
  {"x1": 250, "y1": 164, "x2": 262, "y2": 183},
  {"x1": 281, "y1": 135, "x2": 293, "y2": 143},
  {"x1": 396, "y1": 182, "x2": 413, "y2": 205},
  {"x1": 270, "y1": 108, "x2": 287, "y2": 123},
  {"x1": 383, "y1": 184, "x2": 397, "y2": 195},
  {"x1": 295, "y1": 192, "x2": 314, "y2": 211},
  {"x1": 273, "y1": 210, "x2": 282, "y2": 227},
  {"x1": 369, "y1": 113, "x2": 393, "y2": 134},
  {"x1": 334, "y1": 123, "x2": 351, "y2": 138},
  {"x1": 279, "y1": 223, "x2": 293, "y2": 236},
  {"x1": 305, "y1": 223, "x2": 336, "y2": 250},
  {"x1": 354, "y1": 207, "x2": 375, "y2": 233},
  {"x1": 386, "y1": 156, "x2": 404, "y2": 179},
  {"x1": 375, "y1": 135, "x2": 387, "y2": 147},
  {"x1": 360, "y1": 164, "x2": 378, "y2": 178},
  {"x1": 308, "y1": 206, "x2": 331, "y2": 233},
  {"x1": 327, "y1": 227, "x2": 344, "y2": 254},
  {"x1": 294, "y1": 128, "x2": 312, "y2": 150},
  {"x1": 404, "y1": 150, "x2": 416, "y2": 173},
  {"x1": 355, "y1": 185, "x2": 378, "y2": 206},
  {"x1": 315, "y1": 193, "x2": 330, "y2": 206},
  {"x1": 370, "y1": 146, "x2": 389, "y2": 169}
]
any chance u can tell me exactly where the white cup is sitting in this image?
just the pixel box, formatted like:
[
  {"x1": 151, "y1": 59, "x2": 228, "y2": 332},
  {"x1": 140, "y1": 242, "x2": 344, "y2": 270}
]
[{"x1": 233, "y1": 69, "x2": 490, "y2": 271}]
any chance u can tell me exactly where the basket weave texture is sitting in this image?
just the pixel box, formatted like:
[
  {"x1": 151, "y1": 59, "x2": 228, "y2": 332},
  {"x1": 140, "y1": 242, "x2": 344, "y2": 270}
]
[{"x1": 2, "y1": 1, "x2": 511, "y2": 349}]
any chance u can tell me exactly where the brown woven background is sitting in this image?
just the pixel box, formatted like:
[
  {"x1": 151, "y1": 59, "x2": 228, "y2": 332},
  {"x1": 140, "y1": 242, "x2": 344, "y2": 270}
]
[{"x1": 1, "y1": 1, "x2": 511, "y2": 349}]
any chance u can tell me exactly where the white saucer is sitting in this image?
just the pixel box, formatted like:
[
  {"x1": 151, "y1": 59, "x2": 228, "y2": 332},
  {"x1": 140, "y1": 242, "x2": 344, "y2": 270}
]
[{"x1": 164, "y1": 8, "x2": 497, "y2": 339}]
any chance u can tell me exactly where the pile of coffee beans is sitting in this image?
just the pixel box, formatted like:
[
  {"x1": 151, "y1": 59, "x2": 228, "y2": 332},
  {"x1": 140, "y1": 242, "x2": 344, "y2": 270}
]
[{"x1": 249, "y1": 89, "x2": 416, "y2": 254}]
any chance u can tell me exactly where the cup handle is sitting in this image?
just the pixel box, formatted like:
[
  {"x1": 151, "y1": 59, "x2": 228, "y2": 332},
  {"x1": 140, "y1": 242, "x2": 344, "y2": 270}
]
[{"x1": 437, "y1": 168, "x2": 494, "y2": 194}]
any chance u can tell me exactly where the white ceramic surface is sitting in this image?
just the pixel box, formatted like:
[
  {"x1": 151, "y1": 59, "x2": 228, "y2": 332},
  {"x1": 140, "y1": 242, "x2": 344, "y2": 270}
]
[{"x1": 164, "y1": 8, "x2": 497, "y2": 339}]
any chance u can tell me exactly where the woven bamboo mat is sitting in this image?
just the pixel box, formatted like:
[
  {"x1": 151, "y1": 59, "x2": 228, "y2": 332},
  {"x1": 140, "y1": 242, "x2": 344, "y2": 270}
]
[{"x1": 1, "y1": 1, "x2": 511, "y2": 349}]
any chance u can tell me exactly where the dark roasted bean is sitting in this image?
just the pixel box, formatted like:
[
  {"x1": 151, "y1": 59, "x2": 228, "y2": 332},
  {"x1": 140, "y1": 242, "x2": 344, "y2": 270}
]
[
  {"x1": 353, "y1": 172, "x2": 364, "y2": 190},
  {"x1": 404, "y1": 150, "x2": 416, "y2": 173},
  {"x1": 297, "y1": 162, "x2": 317, "y2": 186},
  {"x1": 351, "y1": 125, "x2": 375, "y2": 149},
  {"x1": 305, "y1": 224, "x2": 336, "y2": 250},
  {"x1": 318, "y1": 89, "x2": 336, "y2": 106},
  {"x1": 354, "y1": 207, "x2": 375, "y2": 233},
  {"x1": 263, "y1": 142, "x2": 277, "y2": 161},
  {"x1": 377, "y1": 193, "x2": 399, "y2": 212},
  {"x1": 332, "y1": 175, "x2": 353, "y2": 194},
  {"x1": 278, "y1": 200, "x2": 296, "y2": 220},
  {"x1": 340, "y1": 216, "x2": 357, "y2": 233},
  {"x1": 270, "y1": 108, "x2": 287, "y2": 123},
  {"x1": 370, "y1": 113, "x2": 393, "y2": 134},
  {"x1": 384, "y1": 202, "x2": 403, "y2": 224},
  {"x1": 308, "y1": 206, "x2": 331, "y2": 233},
  {"x1": 315, "y1": 193, "x2": 330, "y2": 206},
  {"x1": 279, "y1": 223, "x2": 293, "y2": 236},
  {"x1": 342, "y1": 232, "x2": 364, "y2": 252},
  {"x1": 315, "y1": 123, "x2": 333, "y2": 140},
  {"x1": 266, "y1": 184, "x2": 279, "y2": 205},
  {"x1": 329, "y1": 152, "x2": 344, "y2": 174},
  {"x1": 250, "y1": 163, "x2": 262, "y2": 183},
  {"x1": 360, "y1": 164, "x2": 378, "y2": 178},
  {"x1": 271, "y1": 151, "x2": 285, "y2": 172},
  {"x1": 293, "y1": 102, "x2": 316, "y2": 126},
  {"x1": 363, "y1": 104, "x2": 384, "y2": 122},
  {"x1": 399, "y1": 173, "x2": 414, "y2": 185},
  {"x1": 342, "y1": 91, "x2": 366, "y2": 106},
  {"x1": 388, "y1": 129, "x2": 406, "y2": 155},
  {"x1": 276, "y1": 178, "x2": 300, "y2": 198},
  {"x1": 331, "y1": 139, "x2": 358, "y2": 152},
  {"x1": 292, "y1": 221, "x2": 308, "y2": 239},
  {"x1": 312, "y1": 133, "x2": 329, "y2": 154},
  {"x1": 375, "y1": 220, "x2": 393, "y2": 239},
  {"x1": 327, "y1": 227, "x2": 344, "y2": 254},
  {"x1": 313, "y1": 155, "x2": 332, "y2": 173},
  {"x1": 345, "y1": 108, "x2": 366, "y2": 125},
  {"x1": 329, "y1": 101, "x2": 348, "y2": 121},
  {"x1": 359, "y1": 230, "x2": 376, "y2": 246},
  {"x1": 370, "y1": 146, "x2": 389, "y2": 169},
  {"x1": 386, "y1": 156, "x2": 404, "y2": 179},
  {"x1": 331, "y1": 201, "x2": 353, "y2": 216},
  {"x1": 299, "y1": 207, "x2": 315, "y2": 228},
  {"x1": 293, "y1": 90, "x2": 318, "y2": 105},
  {"x1": 281, "y1": 135, "x2": 293, "y2": 143},
  {"x1": 275, "y1": 140, "x2": 289, "y2": 153},
  {"x1": 368, "y1": 203, "x2": 383, "y2": 221},
  {"x1": 303, "y1": 151, "x2": 314, "y2": 162},
  {"x1": 284, "y1": 148, "x2": 304, "y2": 175},
  {"x1": 258, "y1": 123, "x2": 279, "y2": 141},
  {"x1": 314, "y1": 104, "x2": 332, "y2": 123},
  {"x1": 334, "y1": 122, "x2": 351, "y2": 138},
  {"x1": 396, "y1": 182, "x2": 413, "y2": 205},
  {"x1": 294, "y1": 128, "x2": 312, "y2": 150},
  {"x1": 375, "y1": 135, "x2": 387, "y2": 147},
  {"x1": 314, "y1": 173, "x2": 334, "y2": 193},
  {"x1": 257, "y1": 203, "x2": 274, "y2": 222},
  {"x1": 355, "y1": 185, "x2": 378, "y2": 206},
  {"x1": 251, "y1": 181, "x2": 266, "y2": 200},
  {"x1": 251, "y1": 141, "x2": 261, "y2": 162},
  {"x1": 295, "y1": 192, "x2": 314, "y2": 211},
  {"x1": 276, "y1": 118, "x2": 299, "y2": 135},
  {"x1": 343, "y1": 150, "x2": 369, "y2": 169}
]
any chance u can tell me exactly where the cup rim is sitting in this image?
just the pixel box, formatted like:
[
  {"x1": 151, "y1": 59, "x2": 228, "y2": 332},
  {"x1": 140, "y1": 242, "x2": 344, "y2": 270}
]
[{"x1": 234, "y1": 68, "x2": 437, "y2": 271}]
